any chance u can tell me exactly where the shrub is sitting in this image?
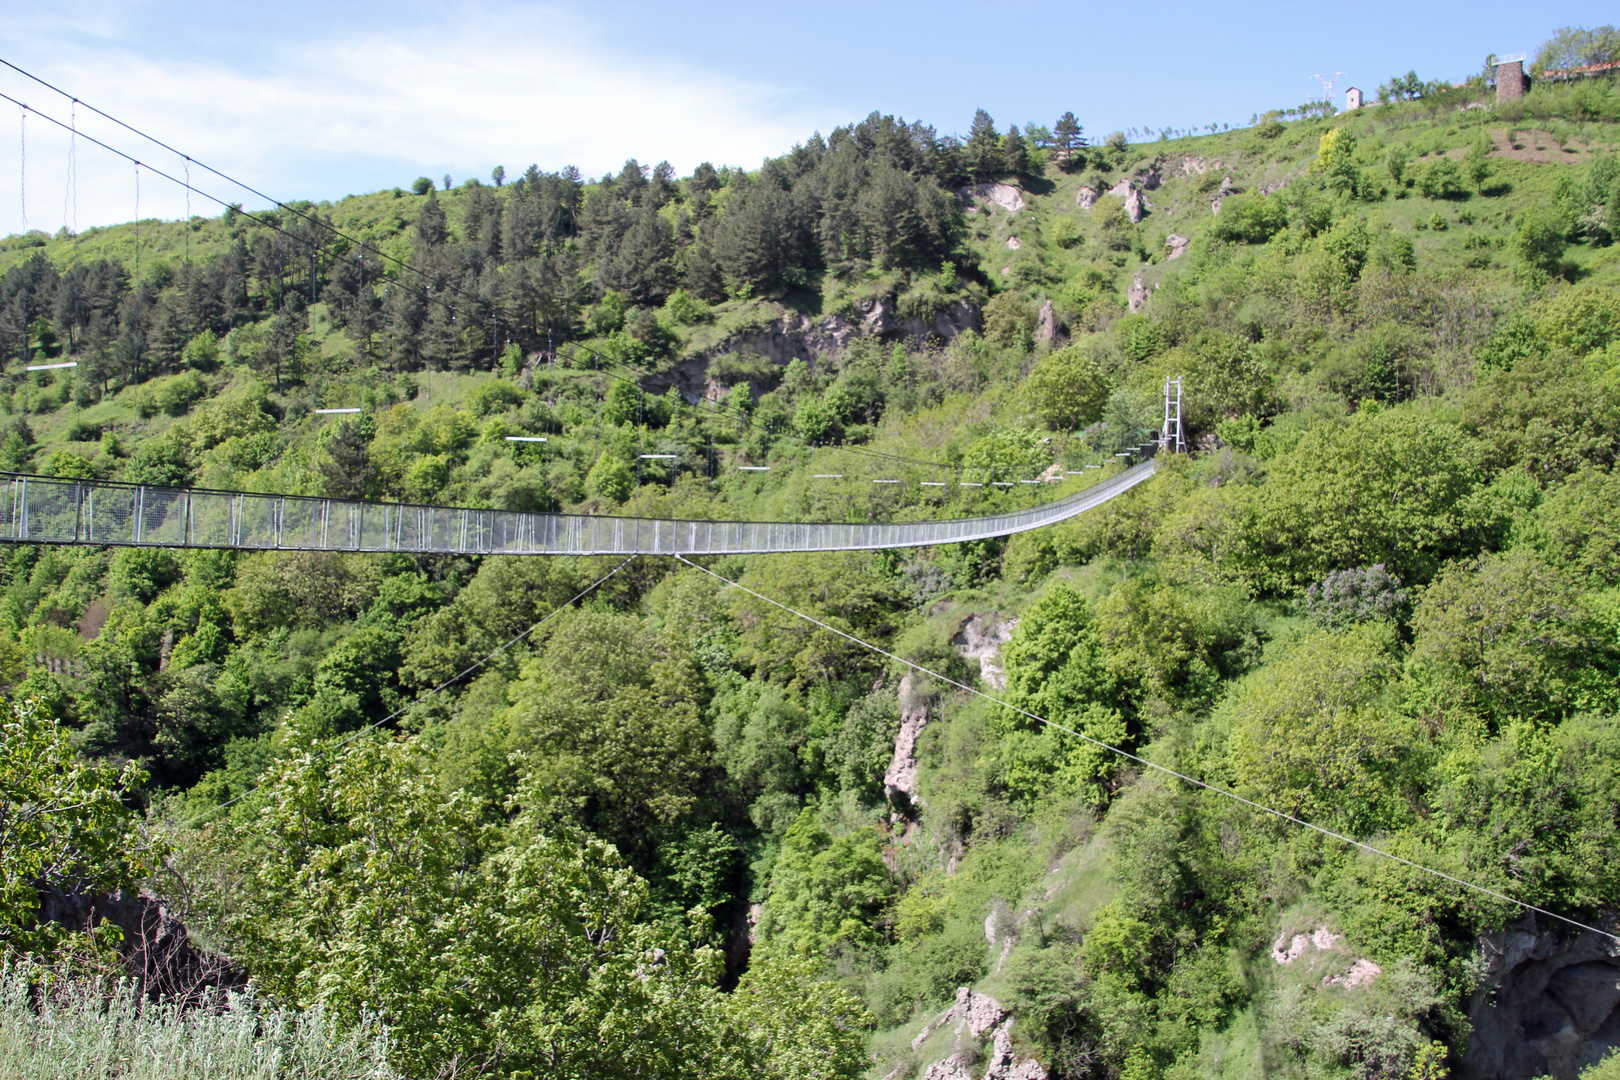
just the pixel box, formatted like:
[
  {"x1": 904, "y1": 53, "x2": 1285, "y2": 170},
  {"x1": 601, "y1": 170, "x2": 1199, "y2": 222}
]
[
  {"x1": 1305, "y1": 564, "x2": 1411, "y2": 628},
  {"x1": 1211, "y1": 193, "x2": 1287, "y2": 244}
]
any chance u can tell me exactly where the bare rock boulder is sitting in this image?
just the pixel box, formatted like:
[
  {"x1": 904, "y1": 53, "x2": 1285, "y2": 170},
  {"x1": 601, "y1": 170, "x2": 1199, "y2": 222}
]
[
  {"x1": 1165, "y1": 234, "x2": 1191, "y2": 260},
  {"x1": 957, "y1": 182, "x2": 1026, "y2": 214},
  {"x1": 1465, "y1": 924, "x2": 1620, "y2": 1080},
  {"x1": 951, "y1": 613, "x2": 1018, "y2": 690},
  {"x1": 883, "y1": 672, "x2": 932, "y2": 811},
  {"x1": 1128, "y1": 273, "x2": 1152, "y2": 314},
  {"x1": 1076, "y1": 186, "x2": 1098, "y2": 210},
  {"x1": 1033, "y1": 299, "x2": 1066, "y2": 347}
]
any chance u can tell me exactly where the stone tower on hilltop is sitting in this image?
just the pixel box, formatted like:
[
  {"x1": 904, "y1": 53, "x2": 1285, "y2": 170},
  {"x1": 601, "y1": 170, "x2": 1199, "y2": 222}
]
[{"x1": 1495, "y1": 53, "x2": 1529, "y2": 102}]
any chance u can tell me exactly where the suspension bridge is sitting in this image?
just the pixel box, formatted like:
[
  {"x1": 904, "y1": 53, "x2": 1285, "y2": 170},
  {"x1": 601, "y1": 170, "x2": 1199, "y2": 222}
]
[{"x1": 0, "y1": 454, "x2": 1158, "y2": 558}]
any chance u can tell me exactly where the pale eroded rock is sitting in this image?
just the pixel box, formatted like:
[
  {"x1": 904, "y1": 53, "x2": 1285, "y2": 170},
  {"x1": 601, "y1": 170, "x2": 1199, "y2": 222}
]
[
  {"x1": 1033, "y1": 299, "x2": 1065, "y2": 347},
  {"x1": 951, "y1": 613, "x2": 1018, "y2": 690},
  {"x1": 883, "y1": 672, "x2": 932, "y2": 810},
  {"x1": 1128, "y1": 273, "x2": 1152, "y2": 313},
  {"x1": 958, "y1": 182, "x2": 1026, "y2": 214}
]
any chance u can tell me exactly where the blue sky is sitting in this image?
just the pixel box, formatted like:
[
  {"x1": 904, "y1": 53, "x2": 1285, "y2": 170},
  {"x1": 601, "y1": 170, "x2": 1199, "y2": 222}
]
[{"x1": 0, "y1": 0, "x2": 1612, "y2": 233}]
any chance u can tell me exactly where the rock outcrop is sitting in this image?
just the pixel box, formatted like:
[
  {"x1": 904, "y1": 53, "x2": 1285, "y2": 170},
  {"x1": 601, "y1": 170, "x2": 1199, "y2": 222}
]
[
  {"x1": 1271, "y1": 925, "x2": 1383, "y2": 989},
  {"x1": 883, "y1": 672, "x2": 932, "y2": 812},
  {"x1": 912, "y1": 988, "x2": 1048, "y2": 1080},
  {"x1": 661, "y1": 298, "x2": 981, "y2": 404},
  {"x1": 1165, "y1": 234, "x2": 1191, "y2": 260},
  {"x1": 39, "y1": 886, "x2": 246, "y2": 1000},
  {"x1": 1128, "y1": 273, "x2": 1153, "y2": 313},
  {"x1": 1210, "y1": 176, "x2": 1237, "y2": 214},
  {"x1": 951, "y1": 613, "x2": 1018, "y2": 690},
  {"x1": 1075, "y1": 186, "x2": 1098, "y2": 210},
  {"x1": 1033, "y1": 299, "x2": 1066, "y2": 347},
  {"x1": 1464, "y1": 924, "x2": 1620, "y2": 1080},
  {"x1": 1105, "y1": 178, "x2": 1151, "y2": 223},
  {"x1": 957, "y1": 182, "x2": 1026, "y2": 214}
]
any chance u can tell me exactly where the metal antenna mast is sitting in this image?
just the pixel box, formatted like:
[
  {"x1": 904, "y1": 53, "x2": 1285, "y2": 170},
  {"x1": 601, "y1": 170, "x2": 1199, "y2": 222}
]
[
  {"x1": 1162, "y1": 375, "x2": 1184, "y2": 454},
  {"x1": 1311, "y1": 72, "x2": 1346, "y2": 111}
]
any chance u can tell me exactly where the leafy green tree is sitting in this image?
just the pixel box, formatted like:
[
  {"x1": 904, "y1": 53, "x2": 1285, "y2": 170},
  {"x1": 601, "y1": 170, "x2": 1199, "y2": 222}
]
[
  {"x1": 1311, "y1": 128, "x2": 1362, "y2": 196},
  {"x1": 410, "y1": 176, "x2": 432, "y2": 196},
  {"x1": 982, "y1": 293, "x2": 1037, "y2": 349},
  {"x1": 1522, "y1": 466, "x2": 1620, "y2": 582},
  {"x1": 1052, "y1": 112, "x2": 1086, "y2": 167},
  {"x1": 603, "y1": 378, "x2": 644, "y2": 427},
  {"x1": 1022, "y1": 344, "x2": 1111, "y2": 430},
  {"x1": 1002, "y1": 125, "x2": 1033, "y2": 176},
  {"x1": 1210, "y1": 193, "x2": 1287, "y2": 244},
  {"x1": 723, "y1": 952, "x2": 872, "y2": 1079},
  {"x1": 1247, "y1": 409, "x2": 1488, "y2": 589},
  {"x1": 587, "y1": 453, "x2": 634, "y2": 502},
  {"x1": 994, "y1": 584, "x2": 1129, "y2": 805},
  {"x1": 1431, "y1": 713, "x2": 1620, "y2": 914},
  {"x1": 1095, "y1": 571, "x2": 1257, "y2": 708},
  {"x1": 1464, "y1": 135, "x2": 1493, "y2": 194},
  {"x1": 0, "y1": 700, "x2": 152, "y2": 959},
  {"x1": 1226, "y1": 624, "x2": 1413, "y2": 831},
  {"x1": 1418, "y1": 158, "x2": 1462, "y2": 200},
  {"x1": 1408, "y1": 549, "x2": 1612, "y2": 725},
  {"x1": 1532, "y1": 24, "x2": 1620, "y2": 75},
  {"x1": 756, "y1": 809, "x2": 891, "y2": 956},
  {"x1": 1386, "y1": 146, "x2": 1411, "y2": 189},
  {"x1": 1513, "y1": 207, "x2": 1568, "y2": 281},
  {"x1": 502, "y1": 611, "x2": 712, "y2": 854},
  {"x1": 231, "y1": 734, "x2": 741, "y2": 1079}
]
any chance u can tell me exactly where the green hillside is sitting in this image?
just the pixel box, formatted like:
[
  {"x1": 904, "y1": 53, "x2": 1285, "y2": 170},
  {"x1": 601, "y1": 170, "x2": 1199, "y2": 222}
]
[{"x1": 5, "y1": 37, "x2": 1620, "y2": 1080}]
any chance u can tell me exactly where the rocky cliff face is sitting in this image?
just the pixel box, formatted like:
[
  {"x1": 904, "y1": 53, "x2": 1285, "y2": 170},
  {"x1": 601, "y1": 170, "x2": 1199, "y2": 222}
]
[
  {"x1": 1464, "y1": 925, "x2": 1620, "y2": 1080},
  {"x1": 656, "y1": 297, "x2": 981, "y2": 404},
  {"x1": 902, "y1": 987, "x2": 1048, "y2": 1080},
  {"x1": 38, "y1": 885, "x2": 245, "y2": 1000}
]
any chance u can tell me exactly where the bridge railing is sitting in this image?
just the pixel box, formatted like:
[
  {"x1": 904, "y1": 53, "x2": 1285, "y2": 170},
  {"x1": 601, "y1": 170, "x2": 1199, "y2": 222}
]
[{"x1": 0, "y1": 454, "x2": 1158, "y2": 556}]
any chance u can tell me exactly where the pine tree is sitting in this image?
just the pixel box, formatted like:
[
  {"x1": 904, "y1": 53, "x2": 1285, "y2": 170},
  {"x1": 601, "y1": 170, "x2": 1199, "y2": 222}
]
[
  {"x1": 965, "y1": 109, "x2": 1001, "y2": 181},
  {"x1": 414, "y1": 192, "x2": 449, "y2": 248},
  {"x1": 1002, "y1": 126, "x2": 1031, "y2": 177},
  {"x1": 1053, "y1": 112, "x2": 1086, "y2": 164}
]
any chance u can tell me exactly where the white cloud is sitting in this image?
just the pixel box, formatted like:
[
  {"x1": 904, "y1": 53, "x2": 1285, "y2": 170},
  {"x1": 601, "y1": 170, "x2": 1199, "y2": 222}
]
[{"x1": 0, "y1": 3, "x2": 832, "y2": 234}]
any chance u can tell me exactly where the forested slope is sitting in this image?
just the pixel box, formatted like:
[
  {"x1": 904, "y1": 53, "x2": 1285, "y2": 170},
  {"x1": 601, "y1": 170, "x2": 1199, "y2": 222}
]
[{"x1": 5, "y1": 40, "x2": 1620, "y2": 1080}]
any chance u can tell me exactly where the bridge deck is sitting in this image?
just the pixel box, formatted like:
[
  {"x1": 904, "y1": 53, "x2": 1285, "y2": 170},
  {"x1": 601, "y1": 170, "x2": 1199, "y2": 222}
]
[{"x1": 0, "y1": 460, "x2": 1157, "y2": 556}]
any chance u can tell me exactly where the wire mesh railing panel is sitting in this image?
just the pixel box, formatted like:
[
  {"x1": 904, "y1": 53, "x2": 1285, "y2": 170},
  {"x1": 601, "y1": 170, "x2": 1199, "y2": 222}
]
[
  {"x1": 137, "y1": 489, "x2": 185, "y2": 545},
  {"x1": 238, "y1": 495, "x2": 280, "y2": 548},
  {"x1": 23, "y1": 479, "x2": 80, "y2": 542},
  {"x1": 83, "y1": 485, "x2": 133, "y2": 544},
  {"x1": 355, "y1": 504, "x2": 391, "y2": 551},
  {"x1": 189, "y1": 492, "x2": 234, "y2": 546},
  {"x1": 278, "y1": 498, "x2": 320, "y2": 549}
]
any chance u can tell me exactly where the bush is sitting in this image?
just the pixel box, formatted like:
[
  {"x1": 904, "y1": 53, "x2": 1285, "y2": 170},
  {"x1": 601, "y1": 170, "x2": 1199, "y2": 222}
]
[
  {"x1": 1211, "y1": 192, "x2": 1287, "y2": 244},
  {"x1": 132, "y1": 372, "x2": 206, "y2": 419},
  {"x1": 1417, "y1": 158, "x2": 1462, "y2": 200},
  {"x1": 1305, "y1": 564, "x2": 1411, "y2": 628},
  {"x1": 1514, "y1": 207, "x2": 1569, "y2": 280}
]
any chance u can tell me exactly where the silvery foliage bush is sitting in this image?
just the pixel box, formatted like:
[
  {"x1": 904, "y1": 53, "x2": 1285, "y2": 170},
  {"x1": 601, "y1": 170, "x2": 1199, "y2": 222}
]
[
  {"x1": 0, "y1": 964, "x2": 396, "y2": 1080},
  {"x1": 1305, "y1": 564, "x2": 1411, "y2": 628}
]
